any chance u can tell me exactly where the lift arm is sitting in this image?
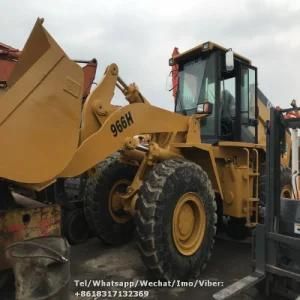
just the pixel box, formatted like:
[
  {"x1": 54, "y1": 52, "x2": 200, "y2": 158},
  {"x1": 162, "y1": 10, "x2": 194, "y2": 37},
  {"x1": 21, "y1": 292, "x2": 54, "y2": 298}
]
[
  {"x1": 61, "y1": 63, "x2": 200, "y2": 177},
  {"x1": 0, "y1": 19, "x2": 203, "y2": 186}
]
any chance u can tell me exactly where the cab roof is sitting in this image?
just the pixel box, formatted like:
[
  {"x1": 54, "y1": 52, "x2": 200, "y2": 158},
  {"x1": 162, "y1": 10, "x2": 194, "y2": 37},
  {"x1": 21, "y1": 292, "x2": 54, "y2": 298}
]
[{"x1": 170, "y1": 41, "x2": 251, "y2": 66}]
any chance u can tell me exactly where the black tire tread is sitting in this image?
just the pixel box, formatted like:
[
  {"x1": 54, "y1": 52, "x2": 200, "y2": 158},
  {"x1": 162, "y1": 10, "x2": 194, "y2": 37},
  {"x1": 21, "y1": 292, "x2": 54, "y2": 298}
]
[
  {"x1": 83, "y1": 153, "x2": 136, "y2": 245},
  {"x1": 259, "y1": 165, "x2": 292, "y2": 205},
  {"x1": 135, "y1": 159, "x2": 217, "y2": 280}
]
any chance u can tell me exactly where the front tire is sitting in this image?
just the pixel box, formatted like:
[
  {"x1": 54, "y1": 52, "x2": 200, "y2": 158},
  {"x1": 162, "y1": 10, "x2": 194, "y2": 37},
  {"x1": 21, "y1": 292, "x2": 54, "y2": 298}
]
[
  {"x1": 135, "y1": 159, "x2": 217, "y2": 280},
  {"x1": 83, "y1": 154, "x2": 137, "y2": 245}
]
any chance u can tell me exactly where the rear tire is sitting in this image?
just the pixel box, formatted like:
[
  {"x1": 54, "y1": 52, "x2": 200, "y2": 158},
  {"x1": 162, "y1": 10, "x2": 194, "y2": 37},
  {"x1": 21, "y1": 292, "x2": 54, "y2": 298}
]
[
  {"x1": 135, "y1": 159, "x2": 217, "y2": 280},
  {"x1": 225, "y1": 166, "x2": 293, "y2": 240},
  {"x1": 280, "y1": 167, "x2": 293, "y2": 198},
  {"x1": 83, "y1": 154, "x2": 137, "y2": 245},
  {"x1": 62, "y1": 209, "x2": 90, "y2": 245},
  {"x1": 259, "y1": 166, "x2": 292, "y2": 205}
]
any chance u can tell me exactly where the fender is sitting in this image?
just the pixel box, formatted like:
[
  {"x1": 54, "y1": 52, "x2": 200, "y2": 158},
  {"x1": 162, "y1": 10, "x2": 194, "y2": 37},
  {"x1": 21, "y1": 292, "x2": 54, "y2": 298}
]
[{"x1": 173, "y1": 143, "x2": 224, "y2": 199}]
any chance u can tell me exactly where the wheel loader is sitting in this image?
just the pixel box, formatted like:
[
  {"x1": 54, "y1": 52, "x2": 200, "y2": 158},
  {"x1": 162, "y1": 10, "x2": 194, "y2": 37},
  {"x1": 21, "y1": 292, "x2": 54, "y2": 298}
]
[{"x1": 0, "y1": 18, "x2": 293, "y2": 282}]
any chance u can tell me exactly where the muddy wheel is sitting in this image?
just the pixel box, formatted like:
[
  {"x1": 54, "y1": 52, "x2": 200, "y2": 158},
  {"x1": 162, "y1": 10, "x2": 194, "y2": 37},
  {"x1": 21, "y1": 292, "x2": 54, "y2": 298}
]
[
  {"x1": 135, "y1": 159, "x2": 217, "y2": 280},
  {"x1": 280, "y1": 167, "x2": 293, "y2": 198},
  {"x1": 259, "y1": 166, "x2": 293, "y2": 205},
  {"x1": 227, "y1": 166, "x2": 293, "y2": 240},
  {"x1": 62, "y1": 209, "x2": 90, "y2": 245},
  {"x1": 83, "y1": 154, "x2": 137, "y2": 245}
]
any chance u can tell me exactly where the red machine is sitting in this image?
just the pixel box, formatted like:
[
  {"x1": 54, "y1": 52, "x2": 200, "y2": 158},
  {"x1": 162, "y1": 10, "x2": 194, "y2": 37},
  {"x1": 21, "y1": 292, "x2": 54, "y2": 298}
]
[
  {"x1": 0, "y1": 42, "x2": 98, "y2": 99},
  {"x1": 170, "y1": 47, "x2": 180, "y2": 99},
  {"x1": 0, "y1": 43, "x2": 20, "y2": 85}
]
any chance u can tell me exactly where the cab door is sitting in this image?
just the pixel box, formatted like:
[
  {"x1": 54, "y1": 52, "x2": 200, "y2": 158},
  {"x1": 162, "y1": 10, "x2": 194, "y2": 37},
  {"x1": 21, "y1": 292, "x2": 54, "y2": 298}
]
[{"x1": 238, "y1": 64, "x2": 257, "y2": 143}]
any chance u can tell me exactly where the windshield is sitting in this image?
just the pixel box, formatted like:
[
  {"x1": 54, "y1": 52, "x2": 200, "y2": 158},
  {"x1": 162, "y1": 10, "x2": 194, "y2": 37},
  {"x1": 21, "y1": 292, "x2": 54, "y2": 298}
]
[
  {"x1": 176, "y1": 60, "x2": 206, "y2": 111},
  {"x1": 175, "y1": 53, "x2": 217, "y2": 135}
]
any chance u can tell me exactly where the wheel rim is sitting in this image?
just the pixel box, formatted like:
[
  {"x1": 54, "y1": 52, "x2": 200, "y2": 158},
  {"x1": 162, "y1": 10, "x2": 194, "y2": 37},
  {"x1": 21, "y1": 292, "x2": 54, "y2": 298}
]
[
  {"x1": 281, "y1": 184, "x2": 293, "y2": 198},
  {"x1": 172, "y1": 192, "x2": 206, "y2": 256},
  {"x1": 108, "y1": 179, "x2": 131, "y2": 223}
]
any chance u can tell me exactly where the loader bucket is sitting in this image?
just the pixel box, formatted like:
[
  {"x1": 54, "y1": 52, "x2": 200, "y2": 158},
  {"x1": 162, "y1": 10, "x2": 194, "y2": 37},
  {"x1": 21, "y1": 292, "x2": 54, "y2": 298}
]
[{"x1": 0, "y1": 19, "x2": 83, "y2": 184}]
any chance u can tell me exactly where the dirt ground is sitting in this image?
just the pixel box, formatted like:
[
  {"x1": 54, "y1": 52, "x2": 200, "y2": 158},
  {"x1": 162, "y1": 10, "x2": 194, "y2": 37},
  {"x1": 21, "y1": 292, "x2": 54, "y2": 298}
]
[
  {"x1": 69, "y1": 237, "x2": 284, "y2": 300},
  {"x1": 1, "y1": 236, "x2": 286, "y2": 300}
]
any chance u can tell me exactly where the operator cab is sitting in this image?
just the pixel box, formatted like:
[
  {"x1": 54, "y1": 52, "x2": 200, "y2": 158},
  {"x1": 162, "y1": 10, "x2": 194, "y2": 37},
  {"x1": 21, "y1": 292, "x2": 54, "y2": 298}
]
[{"x1": 170, "y1": 42, "x2": 257, "y2": 144}]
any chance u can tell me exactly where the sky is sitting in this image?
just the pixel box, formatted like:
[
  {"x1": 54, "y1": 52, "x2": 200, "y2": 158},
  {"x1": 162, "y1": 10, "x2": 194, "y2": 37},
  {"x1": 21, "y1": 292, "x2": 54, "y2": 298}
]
[{"x1": 1, "y1": 0, "x2": 300, "y2": 110}]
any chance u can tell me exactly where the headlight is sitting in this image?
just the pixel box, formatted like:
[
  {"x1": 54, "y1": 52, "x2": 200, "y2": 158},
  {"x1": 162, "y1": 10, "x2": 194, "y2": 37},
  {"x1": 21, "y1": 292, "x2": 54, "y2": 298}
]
[
  {"x1": 197, "y1": 102, "x2": 213, "y2": 114},
  {"x1": 197, "y1": 104, "x2": 205, "y2": 113}
]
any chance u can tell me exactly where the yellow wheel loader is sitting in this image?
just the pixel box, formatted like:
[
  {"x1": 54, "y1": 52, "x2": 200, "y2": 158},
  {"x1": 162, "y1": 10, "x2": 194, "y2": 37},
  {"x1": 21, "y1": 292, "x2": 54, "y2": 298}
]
[{"x1": 0, "y1": 19, "x2": 293, "y2": 281}]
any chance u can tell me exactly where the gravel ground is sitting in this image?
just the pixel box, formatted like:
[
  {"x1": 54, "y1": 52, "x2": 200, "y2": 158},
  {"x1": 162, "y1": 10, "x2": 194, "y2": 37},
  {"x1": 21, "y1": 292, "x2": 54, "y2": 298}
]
[
  {"x1": 69, "y1": 237, "x2": 284, "y2": 300},
  {"x1": 0, "y1": 236, "x2": 286, "y2": 300}
]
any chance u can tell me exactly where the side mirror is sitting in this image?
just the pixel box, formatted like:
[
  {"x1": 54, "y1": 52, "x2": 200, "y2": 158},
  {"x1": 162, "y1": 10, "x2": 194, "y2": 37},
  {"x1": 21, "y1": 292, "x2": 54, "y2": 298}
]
[{"x1": 225, "y1": 49, "x2": 234, "y2": 72}]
